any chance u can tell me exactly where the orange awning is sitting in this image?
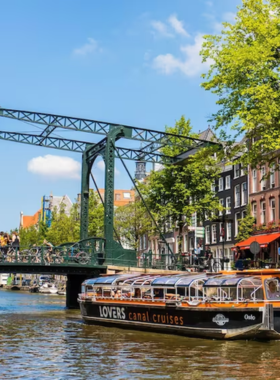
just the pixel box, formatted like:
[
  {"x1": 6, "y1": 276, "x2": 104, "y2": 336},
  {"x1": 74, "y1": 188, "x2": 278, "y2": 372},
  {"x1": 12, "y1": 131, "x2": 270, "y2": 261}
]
[{"x1": 233, "y1": 233, "x2": 280, "y2": 250}]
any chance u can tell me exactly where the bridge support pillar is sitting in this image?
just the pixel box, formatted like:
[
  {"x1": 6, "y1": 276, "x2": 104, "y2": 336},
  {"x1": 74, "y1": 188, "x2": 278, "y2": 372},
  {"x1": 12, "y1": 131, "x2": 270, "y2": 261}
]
[{"x1": 66, "y1": 274, "x2": 89, "y2": 309}]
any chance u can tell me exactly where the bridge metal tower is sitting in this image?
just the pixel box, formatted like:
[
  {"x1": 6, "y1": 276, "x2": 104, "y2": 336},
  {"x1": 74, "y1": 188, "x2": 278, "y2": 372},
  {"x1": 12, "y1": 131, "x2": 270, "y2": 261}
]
[{"x1": 0, "y1": 107, "x2": 216, "y2": 265}]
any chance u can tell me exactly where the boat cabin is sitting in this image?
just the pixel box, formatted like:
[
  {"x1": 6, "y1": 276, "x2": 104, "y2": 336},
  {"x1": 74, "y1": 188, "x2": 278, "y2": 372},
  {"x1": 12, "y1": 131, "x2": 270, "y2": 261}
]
[{"x1": 80, "y1": 270, "x2": 280, "y2": 304}]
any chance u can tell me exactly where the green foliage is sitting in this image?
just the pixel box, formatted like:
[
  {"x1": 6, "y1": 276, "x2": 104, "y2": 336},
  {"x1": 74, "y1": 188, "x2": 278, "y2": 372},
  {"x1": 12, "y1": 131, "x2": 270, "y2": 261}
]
[
  {"x1": 88, "y1": 190, "x2": 104, "y2": 238},
  {"x1": 19, "y1": 220, "x2": 48, "y2": 247},
  {"x1": 114, "y1": 198, "x2": 153, "y2": 250},
  {"x1": 162, "y1": 116, "x2": 199, "y2": 157},
  {"x1": 46, "y1": 202, "x2": 80, "y2": 246},
  {"x1": 201, "y1": 0, "x2": 280, "y2": 167},
  {"x1": 140, "y1": 117, "x2": 221, "y2": 236},
  {"x1": 19, "y1": 192, "x2": 104, "y2": 247},
  {"x1": 236, "y1": 205, "x2": 255, "y2": 242}
]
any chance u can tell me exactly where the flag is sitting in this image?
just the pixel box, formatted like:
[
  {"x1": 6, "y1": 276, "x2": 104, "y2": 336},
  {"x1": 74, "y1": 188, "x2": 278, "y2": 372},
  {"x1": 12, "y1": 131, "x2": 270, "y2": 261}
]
[{"x1": 220, "y1": 226, "x2": 225, "y2": 238}]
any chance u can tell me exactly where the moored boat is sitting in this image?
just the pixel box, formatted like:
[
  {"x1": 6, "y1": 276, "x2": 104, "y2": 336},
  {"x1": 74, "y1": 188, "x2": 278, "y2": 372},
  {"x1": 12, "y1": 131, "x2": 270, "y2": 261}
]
[
  {"x1": 78, "y1": 269, "x2": 280, "y2": 340},
  {"x1": 39, "y1": 282, "x2": 58, "y2": 294}
]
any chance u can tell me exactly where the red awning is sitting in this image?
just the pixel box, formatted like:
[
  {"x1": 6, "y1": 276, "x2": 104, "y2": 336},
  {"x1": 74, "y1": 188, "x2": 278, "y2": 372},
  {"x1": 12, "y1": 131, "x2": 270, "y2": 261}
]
[{"x1": 233, "y1": 233, "x2": 280, "y2": 250}]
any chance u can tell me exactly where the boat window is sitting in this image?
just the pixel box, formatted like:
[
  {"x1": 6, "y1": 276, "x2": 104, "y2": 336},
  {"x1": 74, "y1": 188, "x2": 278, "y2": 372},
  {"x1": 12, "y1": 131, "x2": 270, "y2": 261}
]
[
  {"x1": 153, "y1": 288, "x2": 164, "y2": 298},
  {"x1": 237, "y1": 277, "x2": 263, "y2": 301},
  {"x1": 265, "y1": 278, "x2": 280, "y2": 300},
  {"x1": 205, "y1": 287, "x2": 220, "y2": 300}
]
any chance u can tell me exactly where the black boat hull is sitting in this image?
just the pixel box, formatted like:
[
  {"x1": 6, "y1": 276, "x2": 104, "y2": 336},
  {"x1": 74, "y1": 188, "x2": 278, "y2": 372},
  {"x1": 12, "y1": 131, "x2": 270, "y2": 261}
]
[{"x1": 79, "y1": 301, "x2": 278, "y2": 340}]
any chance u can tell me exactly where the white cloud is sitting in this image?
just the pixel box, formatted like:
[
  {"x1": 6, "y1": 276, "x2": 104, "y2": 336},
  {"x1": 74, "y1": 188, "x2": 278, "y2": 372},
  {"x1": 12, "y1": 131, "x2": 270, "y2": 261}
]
[
  {"x1": 151, "y1": 20, "x2": 173, "y2": 38},
  {"x1": 27, "y1": 155, "x2": 81, "y2": 180},
  {"x1": 168, "y1": 14, "x2": 189, "y2": 37},
  {"x1": 152, "y1": 34, "x2": 211, "y2": 77},
  {"x1": 73, "y1": 38, "x2": 101, "y2": 56},
  {"x1": 96, "y1": 160, "x2": 120, "y2": 175}
]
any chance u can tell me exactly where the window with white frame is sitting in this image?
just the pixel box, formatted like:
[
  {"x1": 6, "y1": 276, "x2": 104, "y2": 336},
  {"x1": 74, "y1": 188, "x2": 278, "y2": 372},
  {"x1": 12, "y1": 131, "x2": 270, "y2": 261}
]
[
  {"x1": 219, "y1": 222, "x2": 224, "y2": 242},
  {"x1": 235, "y1": 213, "x2": 240, "y2": 236},
  {"x1": 225, "y1": 175, "x2": 231, "y2": 189},
  {"x1": 226, "y1": 197, "x2": 231, "y2": 214},
  {"x1": 252, "y1": 202, "x2": 257, "y2": 220},
  {"x1": 240, "y1": 165, "x2": 244, "y2": 176},
  {"x1": 218, "y1": 177, "x2": 223, "y2": 191},
  {"x1": 226, "y1": 222, "x2": 232, "y2": 241},
  {"x1": 211, "y1": 182, "x2": 216, "y2": 192},
  {"x1": 234, "y1": 164, "x2": 240, "y2": 178},
  {"x1": 270, "y1": 164, "x2": 275, "y2": 188},
  {"x1": 260, "y1": 201, "x2": 266, "y2": 224},
  {"x1": 212, "y1": 224, "x2": 217, "y2": 243},
  {"x1": 234, "y1": 185, "x2": 240, "y2": 207},
  {"x1": 270, "y1": 198, "x2": 276, "y2": 222},
  {"x1": 205, "y1": 225, "x2": 210, "y2": 244},
  {"x1": 252, "y1": 169, "x2": 257, "y2": 193},
  {"x1": 261, "y1": 166, "x2": 266, "y2": 190},
  {"x1": 241, "y1": 182, "x2": 247, "y2": 205},
  {"x1": 219, "y1": 198, "x2": 224, "y2": 215},
  {"x1": 184, "y1": 235, "x2": 188, "y2": 252}
]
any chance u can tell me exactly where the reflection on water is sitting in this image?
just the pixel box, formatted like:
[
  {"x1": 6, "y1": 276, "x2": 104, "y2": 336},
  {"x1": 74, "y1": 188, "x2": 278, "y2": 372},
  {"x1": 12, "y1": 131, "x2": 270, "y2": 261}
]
[{"x1": 0, "y1": 289, "x2": 280, "y2": 379}]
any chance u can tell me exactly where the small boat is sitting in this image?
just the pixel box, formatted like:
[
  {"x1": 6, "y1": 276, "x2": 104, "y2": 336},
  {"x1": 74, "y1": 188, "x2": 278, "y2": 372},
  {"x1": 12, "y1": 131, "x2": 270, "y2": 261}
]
[
  {"x1": 78, "y1": 270, "x2": 280, "y2": 340},
  {"x1": 57, "y1": 290, "x2": 66, "y2": 296},
  {"x1": 39, "y1": 282, "x2": 58, "y2": 294},
  {"x1": 29, "y1": 285, "x2": 40, "y2": 293}
]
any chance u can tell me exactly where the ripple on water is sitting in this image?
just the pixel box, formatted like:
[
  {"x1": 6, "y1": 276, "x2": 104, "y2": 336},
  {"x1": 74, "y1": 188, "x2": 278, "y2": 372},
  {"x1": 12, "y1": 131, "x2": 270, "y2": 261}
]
[{"x1": 1, "y1": 289, "x2": 280, "y2": 379}]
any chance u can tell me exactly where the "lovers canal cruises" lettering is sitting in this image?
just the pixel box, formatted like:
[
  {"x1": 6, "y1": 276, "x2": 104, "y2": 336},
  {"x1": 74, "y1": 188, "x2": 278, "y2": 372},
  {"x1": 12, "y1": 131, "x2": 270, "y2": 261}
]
[{"x1": 99, "y1": 305, "x2": 184, "y2": 325}]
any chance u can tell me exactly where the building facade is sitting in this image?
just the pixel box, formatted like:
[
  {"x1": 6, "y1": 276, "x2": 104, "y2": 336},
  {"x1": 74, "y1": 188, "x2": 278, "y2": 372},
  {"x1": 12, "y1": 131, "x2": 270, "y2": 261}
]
[
  {"x1": 203, "y1": 161, "x2": 248, "y2": 267},
  {"x1": 20, "y1": 193, "x2": 73, "y2": 229},
  {"x1": 248, "y1": 161, "x2": 280, "y2": 262}
]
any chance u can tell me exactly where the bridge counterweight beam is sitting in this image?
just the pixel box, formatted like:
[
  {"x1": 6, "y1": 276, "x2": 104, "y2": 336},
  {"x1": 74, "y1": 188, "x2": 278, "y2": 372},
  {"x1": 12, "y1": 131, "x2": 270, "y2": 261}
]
[{"x1": 80, "y1": 152, "x2": 91, "y2": 240}]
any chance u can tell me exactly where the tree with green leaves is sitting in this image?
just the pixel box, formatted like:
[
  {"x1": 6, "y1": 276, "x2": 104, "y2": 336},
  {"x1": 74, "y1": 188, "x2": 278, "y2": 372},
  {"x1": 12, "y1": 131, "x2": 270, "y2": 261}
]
[
  {"x1": 19, "y1": 220, "x2": 48, "y2": 247},
  {"x1": 88, "y1": 190, "x2": 104, "y2": 238},
  {"x1": 140, "y1": 116, "x2": 222, "y2": 253},
  {"x1": 201, "y1": 0, "x2": 280, "y2": 168},
  {"x1": 236, "y1": 205, "x2": 256, "y2": 242},
  {"x1": 46, "y1": 202, "x2": 80, "y2": 245},
  {"x1": 114, "y1": 198, "x2": 153, "y2": 250}
]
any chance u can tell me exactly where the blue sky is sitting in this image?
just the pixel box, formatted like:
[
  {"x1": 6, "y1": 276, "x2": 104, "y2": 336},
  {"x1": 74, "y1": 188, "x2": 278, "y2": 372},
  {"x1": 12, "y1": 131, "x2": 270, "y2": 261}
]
[{"x1": 0, "y1": 0, "x2": 241, "y2": 231}]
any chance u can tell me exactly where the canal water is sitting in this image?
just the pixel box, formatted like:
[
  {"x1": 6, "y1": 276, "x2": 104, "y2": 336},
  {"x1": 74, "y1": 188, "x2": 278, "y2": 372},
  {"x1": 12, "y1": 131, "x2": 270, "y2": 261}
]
[{"x1": 1, "y1": 289, "x2": 280, "y2": 380}]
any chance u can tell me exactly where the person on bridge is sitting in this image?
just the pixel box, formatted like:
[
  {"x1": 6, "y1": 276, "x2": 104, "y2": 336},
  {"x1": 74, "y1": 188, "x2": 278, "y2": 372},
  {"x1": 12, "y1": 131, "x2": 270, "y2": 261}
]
[
  {"x1": 43, "y1": 239, "x2": 54, "y2": 265},
  {"x1": 11, "y1": 232, "x2": 20, "y2": 257},
  {"x1": 3, "y1": 233, "x2": 11, "y2": 261}
]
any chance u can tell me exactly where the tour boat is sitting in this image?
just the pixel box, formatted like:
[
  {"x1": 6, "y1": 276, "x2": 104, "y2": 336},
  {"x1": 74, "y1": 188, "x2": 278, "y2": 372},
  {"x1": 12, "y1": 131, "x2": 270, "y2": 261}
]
[{"x1": 78, "y1": 270, "x2": 280, "y2": 340}]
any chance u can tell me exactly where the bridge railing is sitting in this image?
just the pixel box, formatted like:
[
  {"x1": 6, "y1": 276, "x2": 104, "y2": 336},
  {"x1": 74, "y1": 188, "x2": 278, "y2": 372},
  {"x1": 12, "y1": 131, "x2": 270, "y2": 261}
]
[
  {"x1": 0, "y1": 243, "x2": 185, "y2": 270},
  {"x1": 105, "y1": 251, "x2": 184, "y2": 271},
  {"x1": 0, "y1": 238, "x2": 106, "y2": 267}
]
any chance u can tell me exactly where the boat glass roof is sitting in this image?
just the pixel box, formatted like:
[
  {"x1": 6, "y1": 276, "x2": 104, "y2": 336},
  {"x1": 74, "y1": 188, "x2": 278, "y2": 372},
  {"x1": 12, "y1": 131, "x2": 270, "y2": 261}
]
[
  {"x1": 151, "y1": 275, "x2": 184, "y2": 286},
  {"x1": 175, "y1": 274, "x2": 207, "y2": 287},
  {"x1": 204, "y1": 275, "x2": 262, "y2": 287}
]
